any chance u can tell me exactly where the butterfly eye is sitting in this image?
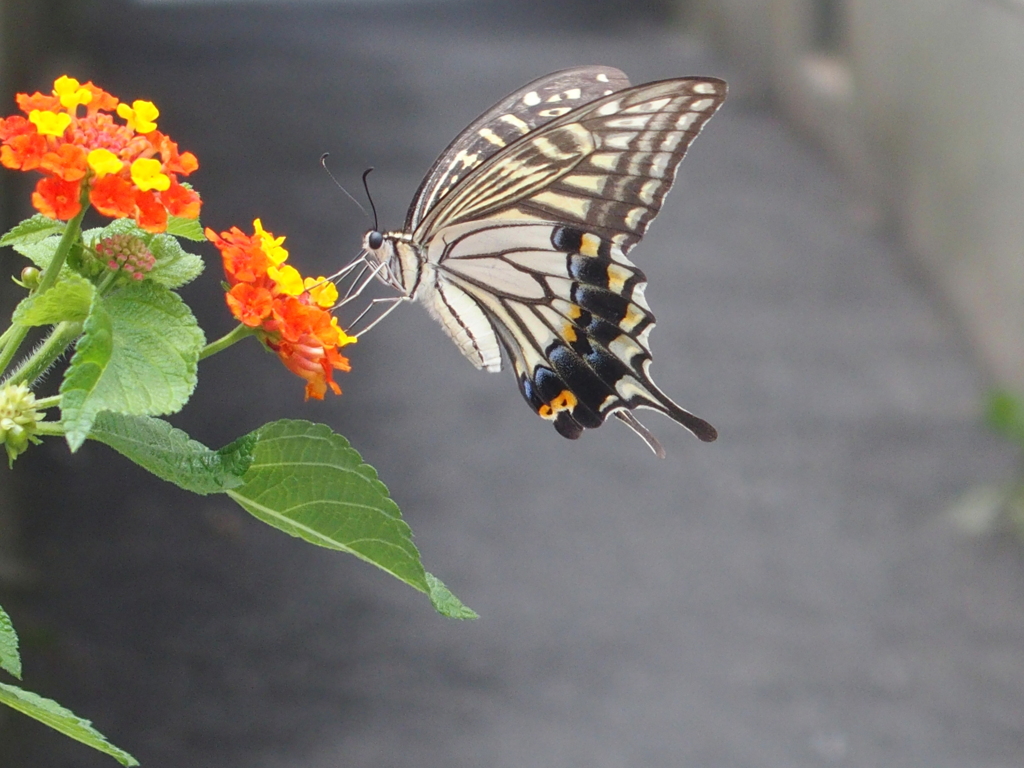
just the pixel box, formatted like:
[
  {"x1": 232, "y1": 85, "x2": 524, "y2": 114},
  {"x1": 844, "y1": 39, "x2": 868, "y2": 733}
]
[{"x1": 367, "y1": 231, "x2": 384, "y2": 250}]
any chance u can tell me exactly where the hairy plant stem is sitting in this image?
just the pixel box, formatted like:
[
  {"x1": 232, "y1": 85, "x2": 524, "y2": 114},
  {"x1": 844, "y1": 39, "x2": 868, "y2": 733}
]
[
  {"x1": 6, "y1": 321, "x2": 84, "y2": 387},
  {"x1": 0, "y1": 195, "x2": 89, "y2": 379},
  {"x1": 33, "y1": 394, "x2": 61, "y2": 410}
]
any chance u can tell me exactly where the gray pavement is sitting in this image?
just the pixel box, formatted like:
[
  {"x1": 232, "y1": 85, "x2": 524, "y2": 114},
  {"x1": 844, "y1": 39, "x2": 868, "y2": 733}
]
[{"x1": 4, "y1": 3, "x2": 1024, "y2": 767}]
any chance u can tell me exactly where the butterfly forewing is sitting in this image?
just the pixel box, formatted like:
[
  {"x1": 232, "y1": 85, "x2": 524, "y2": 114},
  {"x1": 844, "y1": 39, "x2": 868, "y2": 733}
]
[
  {"x1": 405, "y1": 65, "x2": 632, "y2": 232},
  {"x1": 415, "y1": 77, "x2": 726, "y2": 248}
]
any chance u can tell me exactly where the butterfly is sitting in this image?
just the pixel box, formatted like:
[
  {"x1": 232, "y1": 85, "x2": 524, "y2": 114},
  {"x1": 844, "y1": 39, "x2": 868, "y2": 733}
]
[{"x1": 358, "y1": 65, "x2": 725, "y2": 457}]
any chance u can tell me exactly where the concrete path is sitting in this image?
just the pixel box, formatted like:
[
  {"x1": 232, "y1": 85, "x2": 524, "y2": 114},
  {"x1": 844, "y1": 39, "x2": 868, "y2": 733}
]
[{"x1": 4, "y1": 4, "x2": 1023, "y2": 767}]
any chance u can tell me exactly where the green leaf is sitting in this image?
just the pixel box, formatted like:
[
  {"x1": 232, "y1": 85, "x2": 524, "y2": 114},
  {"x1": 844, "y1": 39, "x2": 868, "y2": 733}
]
[
  {"x1": 226, "y1": 420, "x2": 474, "y2": 618},
  {"x1": 82, "y1": 219, "x2": 136, "y2": 244},
  {"x1": 227, "y1": 420, "x2": 425, "y2": 585},
  {"x1": 60, "y1": 298, "x2": 114, "y2": 450},
  {"x1": 90, "y1": 413, "x2": 255, "y2": 494},
  {"x1": 985, "y1": 390, "x2": 1024, "y2": 445},
  {"x1": 0, "y1": 215, "x2": 64, "y2": 248},
  {"x1": 147, "y1": 232, "x2": 204, "y2": 288},
  {"x1": 425, "y1": 573, "x2": 478, "y2": 619},
  {"x1": 60, "y1": 283, "x2": 206, "y2": 451},
  {"x1": 165, "y1": 215, "x2": 205, "y2": 241},
  {"x1": 11, "y1": 234, "x2": 63, "y2": 270},
  {"x1": 0, "y1": 604, "x2": 21, "y2": 679},
  {"x1": 0, "y1": 682, "x2": 138, "y2": 766},
  {"x1": 12, "y1": 274, "x2": 95, "y2": 326}
]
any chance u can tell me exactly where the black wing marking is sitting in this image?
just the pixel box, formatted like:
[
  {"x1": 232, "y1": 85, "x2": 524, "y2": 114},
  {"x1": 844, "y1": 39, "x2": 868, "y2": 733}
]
[{"x1": 405, "y1": 65, "x2": 631, "y2": 232}]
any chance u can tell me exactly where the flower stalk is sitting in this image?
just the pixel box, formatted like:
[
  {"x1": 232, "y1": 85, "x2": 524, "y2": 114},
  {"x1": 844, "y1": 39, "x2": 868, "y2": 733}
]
[{"x1": 199, "y1": 323, "x2": 256, "y2": 360}]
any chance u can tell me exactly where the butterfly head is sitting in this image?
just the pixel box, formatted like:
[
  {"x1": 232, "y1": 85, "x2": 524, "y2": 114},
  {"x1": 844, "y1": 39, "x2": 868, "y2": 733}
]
[{"x1": 362, "y1": 228, "x2": 420, "y2": 296}]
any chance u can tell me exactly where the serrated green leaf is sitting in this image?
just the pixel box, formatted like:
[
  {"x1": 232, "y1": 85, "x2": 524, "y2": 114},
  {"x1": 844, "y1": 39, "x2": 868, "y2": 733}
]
[
  {"x1": 0, "y1": 215, "x2": 64, "y2": 247},
  {"x1": 60, "y1": 298, "x2": 114, "y2": 450},
  {"x1": 147, "y1": 233, "x2": 204, "y2": 288},
  {"x1": 0, "y1": 604, "x2": 21, "y2": 679},
  {"x1": 227, "y1": 420, "x2": 474, "y2": 618},
  {"x1": 165, "y1": 215, "x2": 205, "y2": 241},
  {"x1": 90, "y1": 413, "x2": 255, "y2": 494},
  {"x1": 425, "y1": 573, "x2": 478, "y2": 619},
  {"x1": 12, "y1": 274, "x2": 95, "y2": 326},
  {"x1": 82, "y1": 218, "x2": 143, "y2": 247},
  {"x1": 0, "y1": 682, "x2": 138, "y2": 766},
  {"x1": 11, "y1": 234, "x2": 63, "y2": 270},
  {"x1": 60, "y1": 283, "x2": 205, "y2": 451},
  {"x1": 226, "y1": 420, "x2": 472, "y2": 617}
]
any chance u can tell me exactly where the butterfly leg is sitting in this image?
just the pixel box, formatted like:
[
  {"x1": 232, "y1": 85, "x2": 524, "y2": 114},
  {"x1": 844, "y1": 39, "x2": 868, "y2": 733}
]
[
  {"x1": 334, "y1": 259, "x2": 391, "y2": 308},
  {"x1": 349, "y1": 295, "x2": 410, "y2": 337},
  {"x1": 328, "y1": 252, "x2": 371, "y2": 288}
]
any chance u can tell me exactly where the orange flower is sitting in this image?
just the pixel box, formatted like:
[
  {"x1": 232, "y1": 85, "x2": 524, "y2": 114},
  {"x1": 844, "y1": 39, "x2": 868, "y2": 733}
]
[
  {"x1": 208, "y1": 225, "x2": 271, "y2": 283},
  {"x1": 0, "y1": 75, "x2": 201, "y2": 232},
  {"x1": 32, "y1": 177, "x2": 83, "y2": 220},
  {"x1": 39, "y1": 143, "x2": 87, "y2": 181},
  {"x1": 226, "y1": 283, "x2": 273, "y2": 327},
  {"x1": 207, "y1": 220, "x2": 355, "y2": 399},
  {"x1": 133, "y1": 188, "x2": 168, "y2": 232},
  {"x1": 163, "y1": 180, "x2": 201, "y2": 219},
  {"x1": 275, "y1": 334, "x2": 353, "y2": 399},
  {"x1": 90, "y1": 174, "x2": 136, "y2": 218}
]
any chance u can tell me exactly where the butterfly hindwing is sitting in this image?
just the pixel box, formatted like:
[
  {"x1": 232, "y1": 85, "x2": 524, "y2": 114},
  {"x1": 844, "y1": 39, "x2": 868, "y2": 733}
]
[{"x1": 427, "y1": 220, "x2": 716, "y2": 451}]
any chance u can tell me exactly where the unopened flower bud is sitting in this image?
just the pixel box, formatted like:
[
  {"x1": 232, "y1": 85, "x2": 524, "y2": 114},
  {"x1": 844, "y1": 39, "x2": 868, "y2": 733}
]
[
  {"x1": 19, "y1": 266, "x2": 41, "y2": 289},
  {"x1": 95, "y1": 233, "x2": 156, "y2": 281}
]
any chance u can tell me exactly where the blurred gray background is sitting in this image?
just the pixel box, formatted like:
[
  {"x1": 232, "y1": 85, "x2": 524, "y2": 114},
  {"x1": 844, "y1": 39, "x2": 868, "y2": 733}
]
[{"x1": 1, "y1": 1, "x2": 1023, "y2": 766}]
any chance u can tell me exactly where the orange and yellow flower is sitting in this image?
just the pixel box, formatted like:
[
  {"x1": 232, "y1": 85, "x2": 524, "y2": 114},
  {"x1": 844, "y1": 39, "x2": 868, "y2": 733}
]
[
  {"x1": 207, "y1": 219, "x2": 354, "y2": 400},
  {"x1": 0, "y1": 75, "x2": 200, "y2": 233}
]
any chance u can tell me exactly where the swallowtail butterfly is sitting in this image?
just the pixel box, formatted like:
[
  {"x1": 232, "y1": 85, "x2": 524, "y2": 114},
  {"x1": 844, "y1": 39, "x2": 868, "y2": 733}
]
[{"x1": 360, "y1": 66, "x2": 725, "y2": 457}]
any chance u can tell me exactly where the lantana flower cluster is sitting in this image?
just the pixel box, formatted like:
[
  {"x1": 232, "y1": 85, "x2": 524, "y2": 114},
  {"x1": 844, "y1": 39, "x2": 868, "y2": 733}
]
[
  {"x1": 207, "y1": 220, "x2": 355, "y2": 399},
  {"x1": 0, "y1": 75, "x2": 200, "y2": 232}
]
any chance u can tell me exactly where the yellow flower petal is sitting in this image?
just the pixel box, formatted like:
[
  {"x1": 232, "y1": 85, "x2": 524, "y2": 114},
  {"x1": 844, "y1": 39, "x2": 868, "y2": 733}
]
[
  {"x1": 304, "y1": 276, "x2": 339, "y2": 308},
  {"x1": 53, "y1": 76, "x2": 92, "y2": 110},
  {"x1": 253, "y1": 219, "x2": 289, "y2": 265},
  {"x1": 53, "y1": 75, "x2": 80, "y2": 94},
  {"x1": 87, "y1": 148, "x2": 124, "y2": 177},
  {"x1": 117, "y1": 100, "x2": 159, "y2": 133},
  {"x1": 28, "y1": 110, "x2": 72, "y2": 137},
  {"x1": 331, "y1": 316, "x2": 357, "y2": 346},
  {"x1": 131, "y1": 100, "x2": 158, "y2": 133},
  {"x1": 130, "y1": 157, "x2": 171, "y2": 191},
  {"x1": 268, "y1": 264, "x2": 303, "y2": 296}
]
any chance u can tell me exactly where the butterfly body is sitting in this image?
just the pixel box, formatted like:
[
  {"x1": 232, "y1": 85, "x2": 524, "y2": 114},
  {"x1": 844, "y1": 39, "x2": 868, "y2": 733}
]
[{"x1": 361, "y1": 66, "x2": 725, "y2": 456}]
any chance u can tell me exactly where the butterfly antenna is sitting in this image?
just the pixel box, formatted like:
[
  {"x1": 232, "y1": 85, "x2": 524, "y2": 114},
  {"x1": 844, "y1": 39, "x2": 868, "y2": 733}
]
[
  {"x1": 362, "y1": 167, "x2": 379, "y2": 232},
  {"x1": 320, "y1": 153, "x2": 369, "y2": 219}
]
